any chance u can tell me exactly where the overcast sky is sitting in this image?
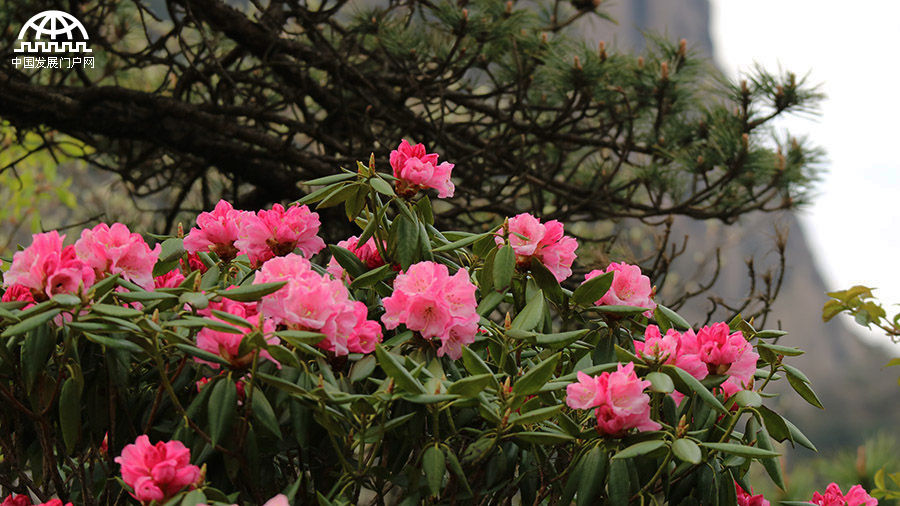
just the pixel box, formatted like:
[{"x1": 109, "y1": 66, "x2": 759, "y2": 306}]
[{"x1": 710, "y1": 1, "x2": 900, "y2": 341}]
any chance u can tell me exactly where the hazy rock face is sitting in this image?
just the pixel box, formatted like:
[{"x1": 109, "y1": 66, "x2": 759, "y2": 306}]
[{"x1": 585, "y1": 1, "x2": 900, "y2": 451}]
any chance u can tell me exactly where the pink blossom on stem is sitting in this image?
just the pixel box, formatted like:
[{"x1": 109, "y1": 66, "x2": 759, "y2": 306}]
[
  {"x1": 381, "y1": 261, "x2": 478, "y2": 359},
  {"x1": 1, "y1": 284, "x2": 36, "y2": 307},
  {"x1": 236, "y1": 204, "x2": 325, "y2": 267},
  {"x1": 389, "y1": 139, "x2": 455, "y2": 198},
  {"x1": 255, "y1": 254, "x2": 381, "y2": 355},
  {"x1": 115, "y1": 435, "x2": 201, "y2": 505},
  {"x1": 496, "y1": 213, "x2": 578, "y2": 282},
  {"x1": 736, "y1": 482, "x2": 770, "y2": 506},
  {"x1": 680, "y1": 322, "x2": 758, "y2": 397},
  {"x1": 4, "y1": 231, "x2": 95, "y2": 301},
  {"x1": 195, "y1": 295, "x2": 278, "y2": 369},
  {"x1": 811, "y1": 483, "x2": 878, "y2": 506},
  {"x1": 74, "y1": 223, "x2": 161, "y2": 290},
  {"x1": 327, "y1": 235, "x2": 386, "y2": 281},
  {"x1": 1, "y1": 495, "x2": 32, "y2": 506},
  {"x1": 154, "y1": 269, "x2": 185, "y2": 289},
  {"x1": 565, "y1": 362, "x2": 661, "y2": 437},
  {"x1": 586, "y1": 262, "x2": 656, "y2": 315},
  {"x1": 183, "y1": 200, "x2": 247, "y2": 262}
]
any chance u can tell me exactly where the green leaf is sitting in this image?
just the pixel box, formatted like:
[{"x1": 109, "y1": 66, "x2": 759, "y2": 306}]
[
  {"x1": 608, "y1": 459, "x2": 630, "y2": 504},
  {"x1": 754, "y1": 425, "x2": 786, "y2": 489},
  {"x1": 511, "y1": 290, "x2": 545, "y2": 331},
  {"x1": 535, "y1": 329, "x2": 588, "y2": 348},
  {"x1": 529, "y1": 257, "x2": 564, "y2": 304},
  {"x1": 509, "y1": 405, "x2": 563, "y2": 426},
  {"x1": 21, "y1": 325, "x2": 55, "y2": 393},
  {"x1": 662, "y1": 365, "x2": 728, "y2": 414},
  {"x1": 349, "y1": 356, "x2": 377, "y2": 382},
  {"x1": 349, "y1": 264, "x2": 393, "y2": 289},
  {"x1": 701, "y1": 442, "x2": 779, "y2": 458},
  {"x1": 251, "y1": 390, "x2": 282, "y2": 438},
  {"x1": 59, "y1": 377, "x2": 82, "y2": 454},
  {"x1": 757, "y1": 343, "x2": 804, "y2": 356},
  {"x1": 208, "y1": 379, "x2": 238, "y2": 447},
  {"x1": 329, "y1": 245, "x2": 367, "y2": 279},
  {"x1": 576, "y1": 446, "x2": 607, "y2": 506},
  {"x1": 784, "y1": 417, "x2": 817, "y2": 452},
  {"x1": 422, "y1": 446, "x2": 445, "y2": 497},
  {"x1": 572, "y1": 271, "x2": 614, "y2": 306},
  {"x1": 391, "y1": 214, "x2": 420, "y2": 270},
  {"x1": 613, "y1": 440, "x2": 666, "y2": 460},
  {"x1": 277, "y1": 330, "x2": 328, "y2": 346},
  {"x1": 304, "y1": 173, "x2": 357, "y2": 186},
  {"x1": 415, "y1": 196, "x2": 434, "y2": 225},
  {"x1": 432, "y1": 232, "x2": 488, "y2": 253},
  {"x1": 115, "y1": 291, "x2": 179, "y2": 302},
  {"x1": 375, "y1": 345, "x2": 427, "y2": 394},
  {"x1": 672, "y1": 439, "x2": 702, "y2": 464},
  {"x1": 83, "y1": 332, "x2": 144, "y2": 353},
  {"x1": 90, "y1": 303, "x2": 142, "y2": 318},
  {"x1": 448, "y1": 373, "x2": 496, "y2": 398},
  {"x1": 511, "y1": 430, "x2": 573, "y2": 445},
  {"x1": 210, "y1": 310, "x2": 254, "y2": 329},
  {"x1": 476, "y1": 291, "x2": 506, "y2": 316},
  {"x1": 787, "y1": 373, "x2": 824, "y2": 409},
  {"x1": 513, "y1": 353, "x2": 560, "y2": 397},
  {"x1": 369, "y1": 176, "x2": 396, "y2": 197},
  {"x1": 219, "y1": 282, "x2": 287, "y2": 302},
  {"x1": 646, "y1": 371, "x2": 675, "y2": 393},
  {"x1": 2, "y1": 309, "x2": 61, "y2": 338},
  {"x1": 173, "y1": 343, "x2": 230, "y2": 366},
  {"x1": 733, "y1": 390, "x2": 762, "y2": 408},
  {"x1": 179, "y1": 292, "x2": 209, "y2": 310},
  {"x1": 493, "y1": 245, "x2": 516, "y2": 290},
  {"x1": 656, "y1": 304, "x2": 691, "y2": 330},
  {"x1": 461, "y1": 348, "x2": 497, "y2": 385},
  {"x1": 589, "y1": 305, "x2": 649, "y2": 314},
  {"x1": 51, "y1": 294, "x2": 81, "y2": 307}
]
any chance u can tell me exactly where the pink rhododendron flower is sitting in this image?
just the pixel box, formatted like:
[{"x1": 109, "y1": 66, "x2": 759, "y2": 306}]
[
  {"x1": 327, "y1": 235, "x2": 386, "y2": 281},
  {"x1": 181, "y1": 252, "x2": 208, "y2": 273},
  {"x1": 496, "y1": 213, "x2": 578, "y2": 282},
  {"x1": 154, "y1": 269, "x2": 185, "y2": 289},
  {"x1": 736, "y1": 482, "x2": 770, "y2": 506},
  {"x1": 389, "y1": 139, "x2": 455, "y2": 198},
  {"x1": 565, "y1": 362, "x2": 660, "y2": 437},
  {"x1": 1, "y1": 284, "x2": 36, "y2": 308},
  {"x1": 635, "y1": 325, "x2": 707, "y2": 380},
  {"x1": 381, "y1": 261, "x2": 479, "y2": 360},
  {"x1": 586, "y1": 262, "x2": 656, "y2": 315},
  {"x1": 255, "y1": 254, "x2": 381, "y2": 355},
  {"x1": 236, "y1": 204, "x2": 325, "y2": 267},
  {"x1": 4, "y1": 231, "x2": 95, "y2": 301},
  {"x1": 195, "y1": 295, "x2": 278, "y2": 369},
  {"x1": 75, "y1": 223, "x2": 161, "y2": 290},
  {"x1": 565, "y1": 371, "x2": 604, "y2": 410},
  {"x1": 1, "y1": 495, "x2": 32, "y2": 506},
  {"x1": 183, "y1": 200, "x2": 247, "y2": 262},
  {"x1": 36, "y1": 501, "x2": 72, "y2": 506},
  {"x1": 811, "y1": 483, "x2": 877, "y2": 506},
  {"x1": 115, "y1": 435, "x2": 201, "y2": 504},
  {"x1": 680, "y1": 322, "x2": 758, "y2": 397},
  {"x1": 198, "y1": 494, "x2": 289, "y2": 506}
]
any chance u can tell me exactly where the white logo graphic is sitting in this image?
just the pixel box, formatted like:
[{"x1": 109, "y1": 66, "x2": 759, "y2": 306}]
[{"x1": 14, "y1": 10, "x2": 92, "y2": 53}]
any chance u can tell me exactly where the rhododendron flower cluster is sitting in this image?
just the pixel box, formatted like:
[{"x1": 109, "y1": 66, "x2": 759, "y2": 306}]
[
  {"x1": 811, "y1": 483, "x2": 878, "y2": 506},
  {"x1": 183, "y1": 199, "x2": 245, "y2": 262},
  {"x1": 3, "y1": 231, "x2": 95, "y2": 301},
  {"x1": 390, "y1": 139, "x2": 455, "y2": 198},
  {"x1": 327, "y1": 235, "x2": 386, "y2": 281},
  {"x1": 255, "y1": 254, "x2": 381, "y2": 355},
  {"x1": 75, "y1": 223, "x2": 161, "y2": 290},
  {"x1": 381, "y1": 261, "x2": 479, "y2": 360},
  {"x1": 585, "y1": 261, "x2": 656, "y2": 315},
  {"x1": 496, "y1": 213, "x2": 578, "y2": 282},
  {"x1": 184, "y1": 200, "x2": 325, "y2": 267},
  {"x1": 236, "y1": 203, "x2": 325, "y2": 267},
  {"x1": 736, "y1": 482, "x2": 770, "y2": 506},
  {"x1": 636, "y1": 323, "x2": 758, "y2": 398},
  {"x1": 154, "y1": 269, "x2": 186, "y2": 289},
  {"x1": 565, "y1": 362, "x2": 661, "y2": 436},
  {"x1": 0, "y1": 496, "x2": 72, "y2": 506},
  {"x1": 195, "y1": 295, "x2": 278, "y2": 368},
  {"x1": 115, "y1": 435, "x2": 201, "y2": 504}
]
